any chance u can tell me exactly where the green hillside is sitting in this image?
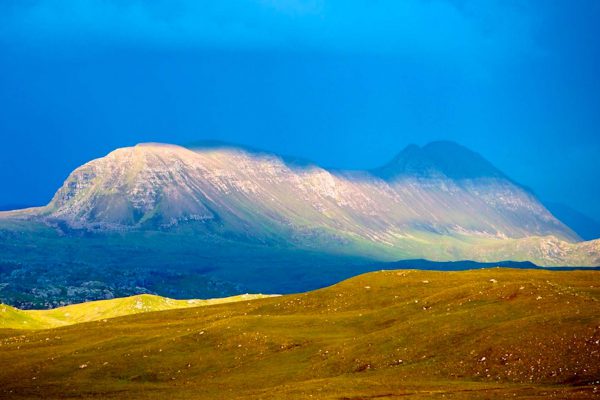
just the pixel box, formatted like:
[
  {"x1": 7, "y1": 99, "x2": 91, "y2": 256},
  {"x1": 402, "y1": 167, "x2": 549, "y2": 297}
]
[
  {"x1": 0, "y1": 293, "x2": 274, "y2": 330},
  {"x1": 0, "y1": 268, "x2": 598, "y2": 399}
]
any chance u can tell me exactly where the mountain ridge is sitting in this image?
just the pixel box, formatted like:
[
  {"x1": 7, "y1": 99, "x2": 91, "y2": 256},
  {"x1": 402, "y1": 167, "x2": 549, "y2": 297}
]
[
  {"x1": 4, "y1": 141, "x2": 577, "y2": 237},
  {"x1": 372, "y1": 140, "x2": 508, "y2": 181},
  {"x1": 2, "y1": 141, "x2": 598, "y2": 270}
]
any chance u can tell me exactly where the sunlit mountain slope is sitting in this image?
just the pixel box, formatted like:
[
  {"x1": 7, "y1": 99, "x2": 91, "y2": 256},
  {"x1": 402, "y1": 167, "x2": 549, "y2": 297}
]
[{"x1": 3, "y1": 141, "x2": 597, "y2": 266}]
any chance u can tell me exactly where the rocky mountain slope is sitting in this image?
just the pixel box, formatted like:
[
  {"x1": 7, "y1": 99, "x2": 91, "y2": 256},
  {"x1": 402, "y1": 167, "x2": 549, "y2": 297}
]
[
  {"x1": 39, "y1": 142, "x2": 577, "y2": 239},
  {"x1": 2, "y1": 141, "x2": 597, "y2": 267}
]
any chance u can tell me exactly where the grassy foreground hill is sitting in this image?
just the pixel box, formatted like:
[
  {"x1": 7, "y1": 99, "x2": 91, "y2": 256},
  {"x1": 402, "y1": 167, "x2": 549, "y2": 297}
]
[
  {"x1": 0, "y1": 269, "x2": 599, "y2": 399},
  {"x1": 0, "y1": 293, "x2": 275, "y2": 330}
]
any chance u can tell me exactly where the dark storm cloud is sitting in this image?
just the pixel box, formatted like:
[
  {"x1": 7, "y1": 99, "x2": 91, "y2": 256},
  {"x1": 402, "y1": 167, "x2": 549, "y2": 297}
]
[{"x1": 0, "y1": 1, "x2": 535, "y2": 68}]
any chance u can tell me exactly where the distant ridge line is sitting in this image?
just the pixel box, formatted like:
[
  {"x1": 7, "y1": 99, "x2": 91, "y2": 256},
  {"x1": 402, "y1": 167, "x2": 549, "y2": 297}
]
[{"x1": 379, "y1": 259, "x2": 600, "y2": 271}]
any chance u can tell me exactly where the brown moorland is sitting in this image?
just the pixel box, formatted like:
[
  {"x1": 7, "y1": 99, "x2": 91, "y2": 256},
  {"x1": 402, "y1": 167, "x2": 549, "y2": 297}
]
[{"x1": 0, "y1": 268, "x2": 599, "y2": 399}]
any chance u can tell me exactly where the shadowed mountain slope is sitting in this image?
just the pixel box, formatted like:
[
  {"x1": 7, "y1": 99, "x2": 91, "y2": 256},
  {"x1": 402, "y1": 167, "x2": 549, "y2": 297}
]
[
  {"x1": 545, "y1": 201, "x2": 600, "y2": 240},
  {"x1": 372, "y1": 140, "x2": 507, "y2": 180}
]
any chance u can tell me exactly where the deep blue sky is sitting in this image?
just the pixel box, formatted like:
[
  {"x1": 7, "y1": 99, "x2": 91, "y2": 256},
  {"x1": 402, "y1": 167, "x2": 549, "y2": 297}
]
[{"x1": 0, "y1": 1, "x2": 599, "y2": 220}]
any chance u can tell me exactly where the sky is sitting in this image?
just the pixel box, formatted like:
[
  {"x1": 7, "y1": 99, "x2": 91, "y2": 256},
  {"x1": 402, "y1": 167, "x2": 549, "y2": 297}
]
[{"x1": 0, "y1": 0, "x2": 599, "y2": 220}]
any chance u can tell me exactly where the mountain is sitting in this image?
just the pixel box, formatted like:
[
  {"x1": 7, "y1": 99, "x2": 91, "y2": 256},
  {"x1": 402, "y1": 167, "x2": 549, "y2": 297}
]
[
  {"x1": 1, "y1": 268, "x2": 598, "y2": 399},
  {"x1": 544, "y1": 201, "x2": 600, "y2": 240},
  {"x1": 373, "y1": 140, "x2": 507, "y2": 180},
  {"x1": 0, "y1": 141, "x2": 599, "y2": 308},
  {"x1": 2, "y1": 142, "x2": 581, "y2": 242}
]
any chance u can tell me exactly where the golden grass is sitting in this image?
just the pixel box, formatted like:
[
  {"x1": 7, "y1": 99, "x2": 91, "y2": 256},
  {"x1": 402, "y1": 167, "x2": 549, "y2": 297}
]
[
  {"x1": 1, "y1": 293, "x2": 275, "y2": 330},
  {"x1": 0, "y1": 268, "x2": 598, "y2": 399}
]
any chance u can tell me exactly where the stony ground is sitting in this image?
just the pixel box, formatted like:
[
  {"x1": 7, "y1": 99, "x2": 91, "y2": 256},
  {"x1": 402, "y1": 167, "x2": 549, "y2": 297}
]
[{"x1": 0, "y1": 268, "x2": 599, "y2": 399}]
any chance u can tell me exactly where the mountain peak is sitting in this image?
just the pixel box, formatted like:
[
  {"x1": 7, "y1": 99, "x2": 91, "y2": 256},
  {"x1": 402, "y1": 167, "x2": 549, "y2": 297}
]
[
  {"x1": 100, "y1": 143, "x2": 195, "y2": 162},
  {"x1": 373, "y1": 141, "x2": 506, "y2": 181}
]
